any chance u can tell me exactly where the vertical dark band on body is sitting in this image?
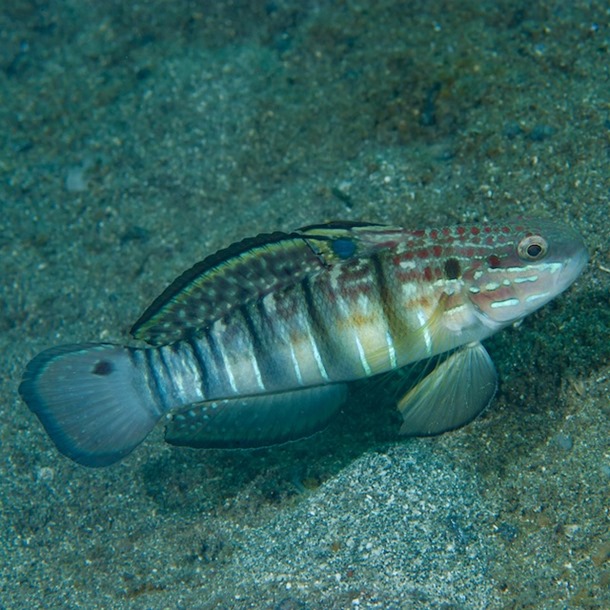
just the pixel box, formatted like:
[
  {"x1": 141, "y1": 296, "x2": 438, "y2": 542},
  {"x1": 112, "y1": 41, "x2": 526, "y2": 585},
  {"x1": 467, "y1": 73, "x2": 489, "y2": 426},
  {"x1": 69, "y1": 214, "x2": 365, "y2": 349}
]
[
  {"x1": 144, "y1": 348, "x2": 170, "y2": 411},
  {"x1": 204, "y1": 326, "x2": 230, "y2": 393},
  {"x1": 369, "y1": 253, "x2": 403, "y2": 347},
  {"x1": 238, "y1": 304, "x2": 269, "y2": 388}
]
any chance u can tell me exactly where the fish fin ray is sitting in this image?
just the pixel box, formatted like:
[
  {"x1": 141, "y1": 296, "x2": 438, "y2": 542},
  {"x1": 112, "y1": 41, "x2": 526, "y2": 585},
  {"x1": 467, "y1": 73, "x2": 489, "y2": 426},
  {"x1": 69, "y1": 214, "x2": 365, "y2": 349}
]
[
  {"x1": 132, "y1": 222, "x2": 402, "y2": 346},
  {"x1": 165, "y1": 384, "x2": 348, "y2": 448},
  {"x1": 19, "y1": 344, "x2": 161, "y2": 467},
  {"x1": 131, "y1": 231, "x2": 324, "y2": 345},
  {"x1": 397, "y1": 342, "x2": 497, "y2": 436}
]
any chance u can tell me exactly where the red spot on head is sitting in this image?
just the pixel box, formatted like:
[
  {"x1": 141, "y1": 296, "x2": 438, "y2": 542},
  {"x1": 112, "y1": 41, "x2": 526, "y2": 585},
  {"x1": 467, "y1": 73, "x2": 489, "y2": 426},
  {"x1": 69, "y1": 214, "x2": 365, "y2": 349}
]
[
  {"x1": 501, "y1": 226, "x2": 511, "y2": 233},
  {"x1": 442, "y1": 228, "x2": 450, "y2": 236},
  {"x1": 488, "y1": 254, "x2": 501, "y2": 268},
  {"x1": 412, "y1": 229, "x2": 425, "y2": 237},
  {"x1": 417, "y1": 248, "x2": 429, "y2": 259},
  {"x1": 432, "y1": 245, "x2": 443, "y2": 257},
  {"x1": 430, "y1": 229, "x2": 438, "y2": 239},
  {"x1": 470, "y1": 226, "x2": 480, "y2": 235},
  {"x1": 457, "y1": 226, "x2": 466, "y2": 236},
  {"x1": 485, "y1": 235, "x2": 495, "y2": 245},
  {"x1": 483, "y1": 226, "x2": 492, "y2": 233},
  {"x1": 377, "y1": 240, "x2": 399, "y2": 249},
  {"x1": 424, "y1": 266, "x2": 433, "y2": 281},
  {"x1": 464, "y1": 247, "x2": 474, "y2": 257},
  {"x1": 404, "y1": 251, "x2": 414, "y2": 260}
]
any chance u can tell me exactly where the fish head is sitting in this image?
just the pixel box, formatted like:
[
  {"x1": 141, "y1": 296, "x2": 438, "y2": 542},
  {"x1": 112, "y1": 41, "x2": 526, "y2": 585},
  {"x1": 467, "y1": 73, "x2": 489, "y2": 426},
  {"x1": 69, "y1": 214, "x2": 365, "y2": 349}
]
[{"x1": 464, "y1": 219, "x2": 588, "y2": 327}]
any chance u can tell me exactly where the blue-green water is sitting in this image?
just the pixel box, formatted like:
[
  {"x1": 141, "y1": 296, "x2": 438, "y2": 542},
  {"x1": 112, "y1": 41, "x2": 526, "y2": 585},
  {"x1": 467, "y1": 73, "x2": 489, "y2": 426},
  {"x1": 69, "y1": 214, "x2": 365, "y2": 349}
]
[{"x1": 1, "y1": 1, "x2": 608, "y2": 608}]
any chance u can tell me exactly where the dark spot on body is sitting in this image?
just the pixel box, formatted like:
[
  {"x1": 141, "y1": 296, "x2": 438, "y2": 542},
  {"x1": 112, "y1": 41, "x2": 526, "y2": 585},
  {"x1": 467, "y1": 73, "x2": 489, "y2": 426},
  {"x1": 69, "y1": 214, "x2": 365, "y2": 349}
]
[
  {"x1": 332, "y1": 238, "x2": 356, "y2": 259},
  {"x1": 93, "y1": 360, "x2": 114, "y2": 376},
  {"x1": 444, "y1": 258, "x2": 461, "y2": 279}
]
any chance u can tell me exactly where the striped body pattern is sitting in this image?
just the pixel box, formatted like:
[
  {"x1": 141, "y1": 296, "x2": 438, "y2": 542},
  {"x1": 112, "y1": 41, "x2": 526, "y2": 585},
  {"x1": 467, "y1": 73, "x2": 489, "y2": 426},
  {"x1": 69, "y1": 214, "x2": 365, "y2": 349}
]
[
  {"x1": 19, "y1": 218, "x2": 588, "y2": 466},
  {"x1": 139, "y1": 221, "x2": 580, "y2": 406}
]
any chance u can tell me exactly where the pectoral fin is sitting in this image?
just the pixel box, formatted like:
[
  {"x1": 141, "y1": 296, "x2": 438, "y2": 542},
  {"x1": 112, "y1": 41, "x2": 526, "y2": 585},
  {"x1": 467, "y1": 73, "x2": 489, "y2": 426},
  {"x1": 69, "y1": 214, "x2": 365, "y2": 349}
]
[
  {"x1": 165, "y1": 384, "x2": 348, "y2": 448},
  {"x1": 397, "y1": 342, "x2": 497, "y2": 436}
]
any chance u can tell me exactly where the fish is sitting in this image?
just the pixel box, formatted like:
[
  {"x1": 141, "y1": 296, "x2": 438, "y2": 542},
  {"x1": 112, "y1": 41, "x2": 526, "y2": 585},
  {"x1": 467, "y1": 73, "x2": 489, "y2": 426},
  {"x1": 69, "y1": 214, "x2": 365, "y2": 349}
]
[{"x1": 19, "y1": 218, "x2": 588, "y2": 467}]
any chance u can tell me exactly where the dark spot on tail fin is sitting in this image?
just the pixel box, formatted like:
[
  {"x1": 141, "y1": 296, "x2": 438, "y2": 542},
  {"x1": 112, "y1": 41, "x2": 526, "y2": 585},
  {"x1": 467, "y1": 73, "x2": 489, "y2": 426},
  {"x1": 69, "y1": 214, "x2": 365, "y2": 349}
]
[
  {"x1": 92, "y1": 360, "x2": 114, "y2": 376},
  {"x1": 19, "y1": 344, "x2": 162, "y2": 467}
]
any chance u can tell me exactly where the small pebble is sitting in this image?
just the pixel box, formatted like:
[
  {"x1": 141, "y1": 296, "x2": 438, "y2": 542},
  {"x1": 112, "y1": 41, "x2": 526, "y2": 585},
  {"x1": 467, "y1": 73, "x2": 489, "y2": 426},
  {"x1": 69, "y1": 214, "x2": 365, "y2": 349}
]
[
  {"x1": 65, "y1": 166, "x2": 88, "y2": 192},
  {"x1": 554, "y1": 433, "x2": 573, "y2": 451},
  {"x1": 528, "y1": 124, "x2": 554, "y2": 142},
  {"x1": 35, "y1": 466, "x2": 54, "y2": 482}
]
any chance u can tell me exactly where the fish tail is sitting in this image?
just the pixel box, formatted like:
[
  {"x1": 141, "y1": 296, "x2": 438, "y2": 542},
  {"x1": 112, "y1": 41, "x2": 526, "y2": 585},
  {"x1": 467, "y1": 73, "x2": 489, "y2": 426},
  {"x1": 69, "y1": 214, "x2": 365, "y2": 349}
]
[{"x1": 19, "y1": 344, "x2": 163, "y2": 467}]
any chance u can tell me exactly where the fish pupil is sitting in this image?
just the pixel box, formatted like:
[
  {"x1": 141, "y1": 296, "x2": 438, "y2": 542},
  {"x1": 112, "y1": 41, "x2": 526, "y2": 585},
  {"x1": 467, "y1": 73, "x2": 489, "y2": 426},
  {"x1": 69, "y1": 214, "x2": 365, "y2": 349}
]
[
  {"x1": 526, "y1": 243, "x2": 542, "y2": 257},
  {"x1": 92, "y1": 360, "x2": 114, "y2": 376}
]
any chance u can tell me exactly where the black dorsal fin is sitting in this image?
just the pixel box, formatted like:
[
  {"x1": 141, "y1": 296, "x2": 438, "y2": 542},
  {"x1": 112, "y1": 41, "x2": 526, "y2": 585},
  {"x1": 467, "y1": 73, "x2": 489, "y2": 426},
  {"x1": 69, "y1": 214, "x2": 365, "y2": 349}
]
[
  {"x1": 131, "y1": 222, "x2": 398, "y2": 346},
  {"x1": 131, "y1": 231, "x2": 321, "y2": 345}
]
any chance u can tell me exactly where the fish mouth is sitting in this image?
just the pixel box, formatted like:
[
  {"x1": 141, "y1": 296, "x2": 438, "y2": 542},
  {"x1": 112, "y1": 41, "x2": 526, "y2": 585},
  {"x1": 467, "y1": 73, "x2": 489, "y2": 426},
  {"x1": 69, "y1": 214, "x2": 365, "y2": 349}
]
[
  {"x1": 528, "y1": 218, "x2": 588, "y2": 294},
  {"x1": 552, "y1": 233, "x2": 588, "y2": 294}
]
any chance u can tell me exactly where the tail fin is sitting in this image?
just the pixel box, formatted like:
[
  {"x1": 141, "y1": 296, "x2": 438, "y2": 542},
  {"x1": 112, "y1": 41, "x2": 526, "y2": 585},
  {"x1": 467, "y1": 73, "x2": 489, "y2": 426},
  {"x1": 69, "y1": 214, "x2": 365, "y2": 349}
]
[{"x1": 19, "y1": 344, "x2": 162, "y2": 467}]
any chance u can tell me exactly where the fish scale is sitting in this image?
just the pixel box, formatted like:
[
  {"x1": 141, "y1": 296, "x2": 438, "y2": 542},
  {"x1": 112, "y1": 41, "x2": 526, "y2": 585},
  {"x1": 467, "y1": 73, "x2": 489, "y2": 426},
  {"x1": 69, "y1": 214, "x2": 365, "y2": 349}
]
[{"x1": 19, "y1": 218, "x2": 587, "y2": 466}]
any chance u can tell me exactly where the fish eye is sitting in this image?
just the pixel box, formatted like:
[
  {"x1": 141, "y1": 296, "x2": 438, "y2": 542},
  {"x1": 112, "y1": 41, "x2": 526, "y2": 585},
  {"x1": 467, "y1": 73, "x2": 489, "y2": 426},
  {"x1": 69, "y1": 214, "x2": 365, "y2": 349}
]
[{"x1": 517, "y1": 235, "x2": 548, "y2": 261}]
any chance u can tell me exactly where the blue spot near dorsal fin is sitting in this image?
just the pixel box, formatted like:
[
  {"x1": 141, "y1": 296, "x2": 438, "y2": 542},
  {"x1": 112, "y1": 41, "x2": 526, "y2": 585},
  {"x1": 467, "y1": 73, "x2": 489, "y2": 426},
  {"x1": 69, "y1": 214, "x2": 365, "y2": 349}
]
[{"x1": 332, "y1": 238, "x2": 356, "y2": 259}]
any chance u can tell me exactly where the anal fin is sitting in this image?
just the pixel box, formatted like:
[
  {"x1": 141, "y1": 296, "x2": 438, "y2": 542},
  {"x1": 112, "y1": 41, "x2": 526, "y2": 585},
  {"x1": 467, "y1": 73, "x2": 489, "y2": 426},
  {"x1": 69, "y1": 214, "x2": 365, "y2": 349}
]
[
  {"x1": 165, "y1": 384, "x2": 348, "y2": 449},
  {"x1": 397, "y1": 342, "x2": 497, "y2": 436}
]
